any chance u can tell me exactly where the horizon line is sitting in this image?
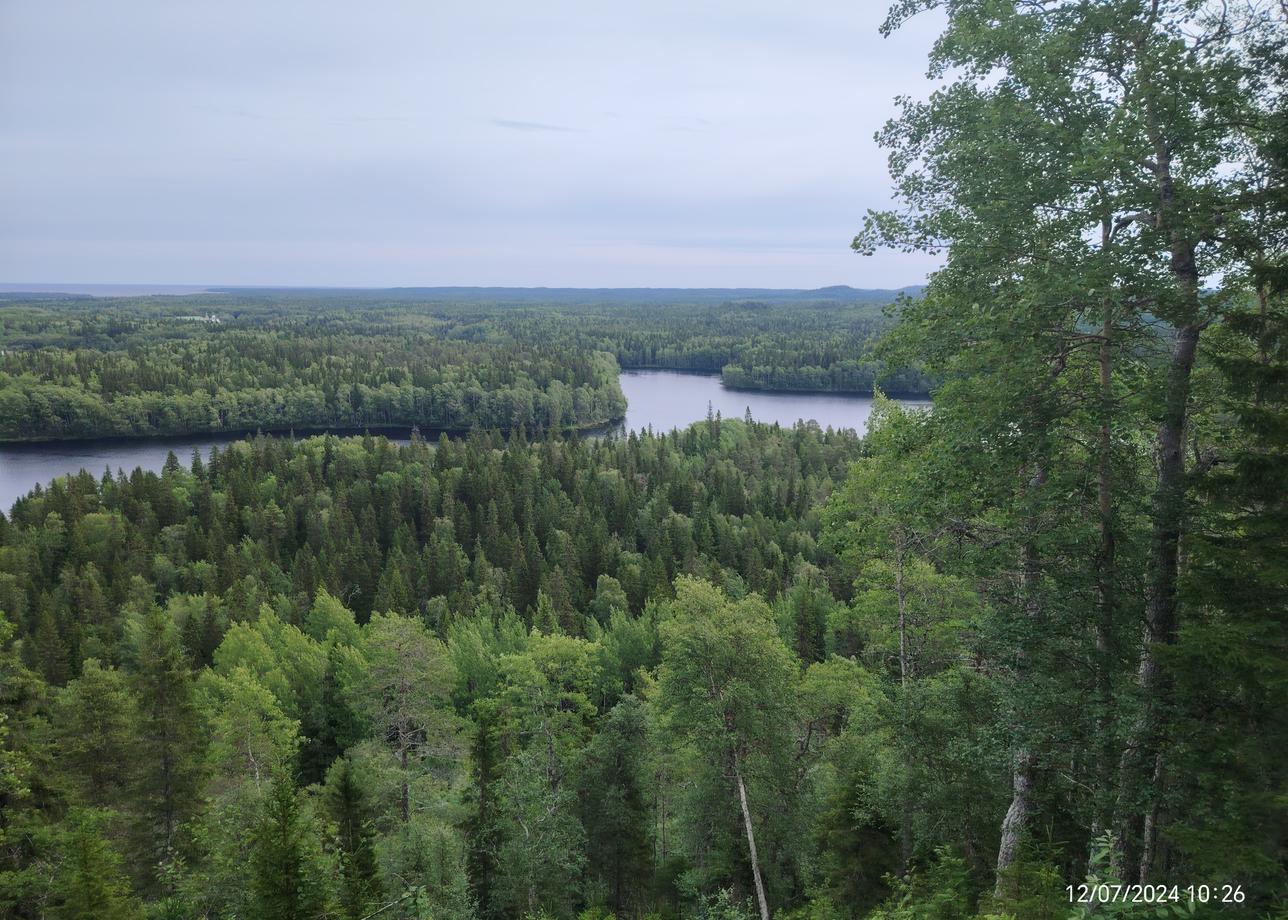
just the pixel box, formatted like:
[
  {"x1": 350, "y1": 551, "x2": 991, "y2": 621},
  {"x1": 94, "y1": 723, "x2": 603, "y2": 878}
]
[{"x1": 0, "y1": 281, "x2": 925, "y2": 292}]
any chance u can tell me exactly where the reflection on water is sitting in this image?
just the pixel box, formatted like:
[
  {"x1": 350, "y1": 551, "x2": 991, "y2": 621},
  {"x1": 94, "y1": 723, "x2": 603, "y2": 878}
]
[
  {"x1": 0, "y1": 371, "x2": 928, "y2": 513},
  {"x1": 615, "y1": 369, "x2": 926, "y2": 436}
]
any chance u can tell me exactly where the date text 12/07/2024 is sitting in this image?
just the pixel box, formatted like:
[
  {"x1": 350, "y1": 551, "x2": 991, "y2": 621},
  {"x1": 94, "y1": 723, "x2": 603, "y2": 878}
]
[{"x1": 1068, "y1": 884, "x2": 1246, "y2": 906}]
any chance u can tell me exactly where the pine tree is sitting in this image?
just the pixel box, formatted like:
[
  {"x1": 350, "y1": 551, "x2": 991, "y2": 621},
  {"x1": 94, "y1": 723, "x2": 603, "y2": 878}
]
[
  {"x1": 580, "y1": 697, "x2": 652, "y2": 917},
  {"x1": 31, "y1": 604, "x2": 69, "y2": 686},
  {"x1": 349, "y1": 613, "x2": 459, "y2": 824},
  {"x1": 373, "y1": 546, "x2": 412, "y2": 615}
]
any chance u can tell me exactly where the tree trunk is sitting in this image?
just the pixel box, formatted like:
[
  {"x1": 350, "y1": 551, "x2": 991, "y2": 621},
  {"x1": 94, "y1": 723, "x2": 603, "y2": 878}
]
[
  {"x1": 1115, "y1": 319, "x2": 1201, "y2": 880},
  {"x1": 995, "y1": 467, "x2": 1045, "y2": 894},
  {"x1": 895, "y1": 532, "x2": 914, "y2": 871},
  {"x1": 1093, "y1": 281, "x2": 1117, "y2": 836},
  {"x1": 1132, "y1": 328, "x2": 1197, "y2": 875},
  {"x1": 1114, "y1": 82, "x2": 1204, "y2": 879},
  {"x1": 996, "y1": 748, "x2": 1035, "y2": 887},
  {"x1": 1139, "y1": 752, "x2": 1166, "y2": 883},
  {"x1": 734, "y1": 754, "x2": 771, "y2": 920}
]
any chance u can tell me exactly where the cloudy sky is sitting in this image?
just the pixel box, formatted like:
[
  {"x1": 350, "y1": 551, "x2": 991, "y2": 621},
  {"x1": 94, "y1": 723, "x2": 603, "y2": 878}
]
[{"x1": 0, "y1": 1, "x2": 945, "y2": 288}]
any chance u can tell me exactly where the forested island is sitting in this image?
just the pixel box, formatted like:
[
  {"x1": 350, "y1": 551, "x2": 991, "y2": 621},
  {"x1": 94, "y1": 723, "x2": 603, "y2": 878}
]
[{"x1": 1, "y1": 1, "x2": 1286, "y2": 919}]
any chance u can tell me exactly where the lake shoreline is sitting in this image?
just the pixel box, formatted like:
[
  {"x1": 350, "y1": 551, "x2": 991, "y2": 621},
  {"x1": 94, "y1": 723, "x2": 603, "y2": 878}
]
[
  {"x1": 0, "y1": 416, "x2": 627, "y2": 448},
  {"x1": 621, "y1": 366, "x2": 931, "y2": 399},
  {"x1": 720, "y1": 382, "x2": 931, "y2": 398},
  {"x1": 1, "y1": 371, "x2": 927, "y2": 512}
]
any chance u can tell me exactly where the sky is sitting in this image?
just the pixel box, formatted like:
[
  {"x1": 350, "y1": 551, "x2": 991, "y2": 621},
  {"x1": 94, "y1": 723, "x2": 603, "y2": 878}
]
[{"x1": 0, "y1": 1, "x2": 946, "y2": 289}]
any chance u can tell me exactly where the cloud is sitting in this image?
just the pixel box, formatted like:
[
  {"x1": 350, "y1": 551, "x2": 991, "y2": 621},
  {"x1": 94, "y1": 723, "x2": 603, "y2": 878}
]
[
  {"x1": 490, "y1": 118, "x2": 581, "y2": 133},
  {"x1": 0, "y1": 0, "x2": 948, "y2": 287}
]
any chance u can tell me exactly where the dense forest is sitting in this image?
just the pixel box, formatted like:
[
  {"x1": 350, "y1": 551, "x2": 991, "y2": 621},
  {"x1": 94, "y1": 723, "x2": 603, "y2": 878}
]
[
  {"x1": 0, "y1": 291, "x2": 929, "y2": 442},
  {"x1": 0, "y1": 304, "x2": 628, "y2": 440},
  {"x1": 1, "y1": 1, "x2": 1286, "y2": 918},
  {"x1": 0, "y1": 422, "x2": 888, "y2": 919},
  {"x1": 475, "y1": 300, "x2": 931, "y2": 396}
]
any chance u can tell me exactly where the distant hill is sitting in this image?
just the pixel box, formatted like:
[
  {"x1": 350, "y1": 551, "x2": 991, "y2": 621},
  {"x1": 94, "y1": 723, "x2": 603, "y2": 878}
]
[{"x1": 0, "y1": 283, "x2": 925, "y2": 310}]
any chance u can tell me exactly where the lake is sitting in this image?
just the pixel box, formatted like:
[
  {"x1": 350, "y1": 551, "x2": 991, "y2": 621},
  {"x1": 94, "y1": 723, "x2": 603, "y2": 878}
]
[
  {"x1": 617, "y1": 369, "x2": 922, "y2": 435},
  {"x1": 0, "y1": 370, "x2": 926, "y2": 513}
]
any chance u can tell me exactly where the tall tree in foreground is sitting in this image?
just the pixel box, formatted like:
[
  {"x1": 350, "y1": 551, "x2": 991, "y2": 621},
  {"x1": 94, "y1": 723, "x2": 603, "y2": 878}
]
[
  {"x1": 49, "y1": 659, "x2": 138, "y2": 813},
  {"x1": 859, "y1": 0, "x2": 1285, "y2": 893},
  {"x1": 655, "y1": 577, "x2": 800, "y2": 920},
  {"x1": 349, "y1": 613, "x2": 459, "y2": 826},
  {"x1": 579, "y1": 696, "x2": 654, "y2": 916}
]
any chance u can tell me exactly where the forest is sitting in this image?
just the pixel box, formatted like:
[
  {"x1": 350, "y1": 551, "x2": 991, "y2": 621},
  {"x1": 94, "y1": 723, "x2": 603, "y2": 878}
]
[
  {"x1": 0, "y1": 289, "x2": 928, "y2": 442},
  {"x1": 0, "y1": 304, "x2": 628, "y2": 440},
  {"x1": 0, "y1": 1, "x2": 1285, "y2": 919}
]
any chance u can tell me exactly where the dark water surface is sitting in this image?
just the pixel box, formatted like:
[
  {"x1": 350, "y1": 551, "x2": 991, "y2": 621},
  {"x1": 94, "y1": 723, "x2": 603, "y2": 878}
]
[{"x1": 0, "y1": 371, "x2": 927, "y2": 513}]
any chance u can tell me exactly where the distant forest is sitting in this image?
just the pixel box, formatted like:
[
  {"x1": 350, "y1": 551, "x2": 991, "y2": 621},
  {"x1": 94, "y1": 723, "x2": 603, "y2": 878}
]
[{"x1": 0, "y1": 290, "x2": 928, "y2": 441}]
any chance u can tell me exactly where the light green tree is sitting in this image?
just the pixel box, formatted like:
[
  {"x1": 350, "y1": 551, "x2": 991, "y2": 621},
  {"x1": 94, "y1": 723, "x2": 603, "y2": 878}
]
[
  {"x1": 655, "y1": 577, "x2": 799, "y2": 920},
  {"x1": 348, "y1": 612, "x2": 460, "y2": 825},
  {"x1": 859, "y1": 0, "x2": 1285, "y2": 888}
]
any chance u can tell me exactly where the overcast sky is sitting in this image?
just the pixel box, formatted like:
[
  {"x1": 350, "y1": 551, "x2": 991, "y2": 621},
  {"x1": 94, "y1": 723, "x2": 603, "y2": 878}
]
[{"x1": 0, "y1": 1, "x2": 945, "y2": 288}]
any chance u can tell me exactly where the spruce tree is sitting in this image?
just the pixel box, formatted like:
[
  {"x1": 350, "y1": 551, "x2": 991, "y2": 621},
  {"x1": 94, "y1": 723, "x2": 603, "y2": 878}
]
[
  {"x1": 53, "y1": 810, "x2": 142, "y2": 920},
  {"x1": 324, "y1": 756, "x2": 382, "y2": 920},
  {"x1": 126, "y1": 605, "x2": 205, "y2": 891},
  {"x1": 250, "y1": 770, "x2": 330, "y2": 920}
]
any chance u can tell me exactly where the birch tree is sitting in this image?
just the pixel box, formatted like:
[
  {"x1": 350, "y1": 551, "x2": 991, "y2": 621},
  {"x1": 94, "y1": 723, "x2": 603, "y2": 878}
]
[
  {"x1": 860, "y1": 0, "x2": 1285, "y2": 889},
  {"x1": 655, "y1": 577, "x2": 800, "y2": 920}
]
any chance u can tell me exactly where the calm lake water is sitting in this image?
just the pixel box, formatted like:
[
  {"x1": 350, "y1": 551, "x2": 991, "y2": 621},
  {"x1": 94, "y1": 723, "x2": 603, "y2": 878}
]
[
  {"x1": 617, "y1": 369, "x2": 922, "y2": 435},
  {"x1": 0, "y1": 370, "x2": 926, "y2": 513}
]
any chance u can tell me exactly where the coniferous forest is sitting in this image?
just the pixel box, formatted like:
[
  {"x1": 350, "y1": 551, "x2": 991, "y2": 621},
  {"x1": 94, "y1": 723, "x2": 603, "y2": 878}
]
[
  {"x1": 0, "y1": 290, "x2": 931, "y2": 442},
  {"x1": 1, "y1": 2, "x2": 1286, "y2": 919}
]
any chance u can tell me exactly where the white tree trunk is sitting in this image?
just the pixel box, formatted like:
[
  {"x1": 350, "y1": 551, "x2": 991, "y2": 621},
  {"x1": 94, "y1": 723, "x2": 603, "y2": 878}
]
[
  {"x1": 734, "y1": 757, "x2": 771, "y2": 920},
  {"x1": 996, "y1": 748, "x2": 1034, "y2": 891}
]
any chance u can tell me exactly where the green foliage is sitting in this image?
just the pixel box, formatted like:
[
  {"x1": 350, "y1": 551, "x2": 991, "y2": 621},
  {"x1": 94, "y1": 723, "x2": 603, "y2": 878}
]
[
  {"x1": 49, "y1": 659, "x2": 138, "y2": 809},
  {"x1": 124, "y1": 603, "x2": 205, "y2": 893},
  {"x1": 0, "y1": 3, "x2": 1283, "y2": 911},
  {"x1": 1066, "y1": 835, "x2": 1196, "y2": 920},
  {"x1": 0, "y1": 302, "x2": 628, "y2": 440},
  {"x1": 0, "y1": 292, "x2": 929, "y2": 444},
  {"x1": 866, "y1": 851, "x2": 974, "y2": 920},
  {"x1": 348, "y1": 612, "x2": 461, "y2": 825},
  {"x1": 323, "y1": 755, "x2": 382, "y2": 920},
  {"x1": 579, "y1": 697, "x2": 653, "y2": 916},
  {"x1": 0, "y1": 421, "x2": 865, "y2": 916},
  {"x1": 249, "y1": 770, "x2": 333, "y2": 920},
  {"x1": 856, "y1": 0, "x2": 1287, "y2": 907},
  {"x1": 656, "y1": 577, "x2": 803, "y2": 910},
  {"x1": 50, "y1": 809, "x2": 143, "y2": 920}
]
